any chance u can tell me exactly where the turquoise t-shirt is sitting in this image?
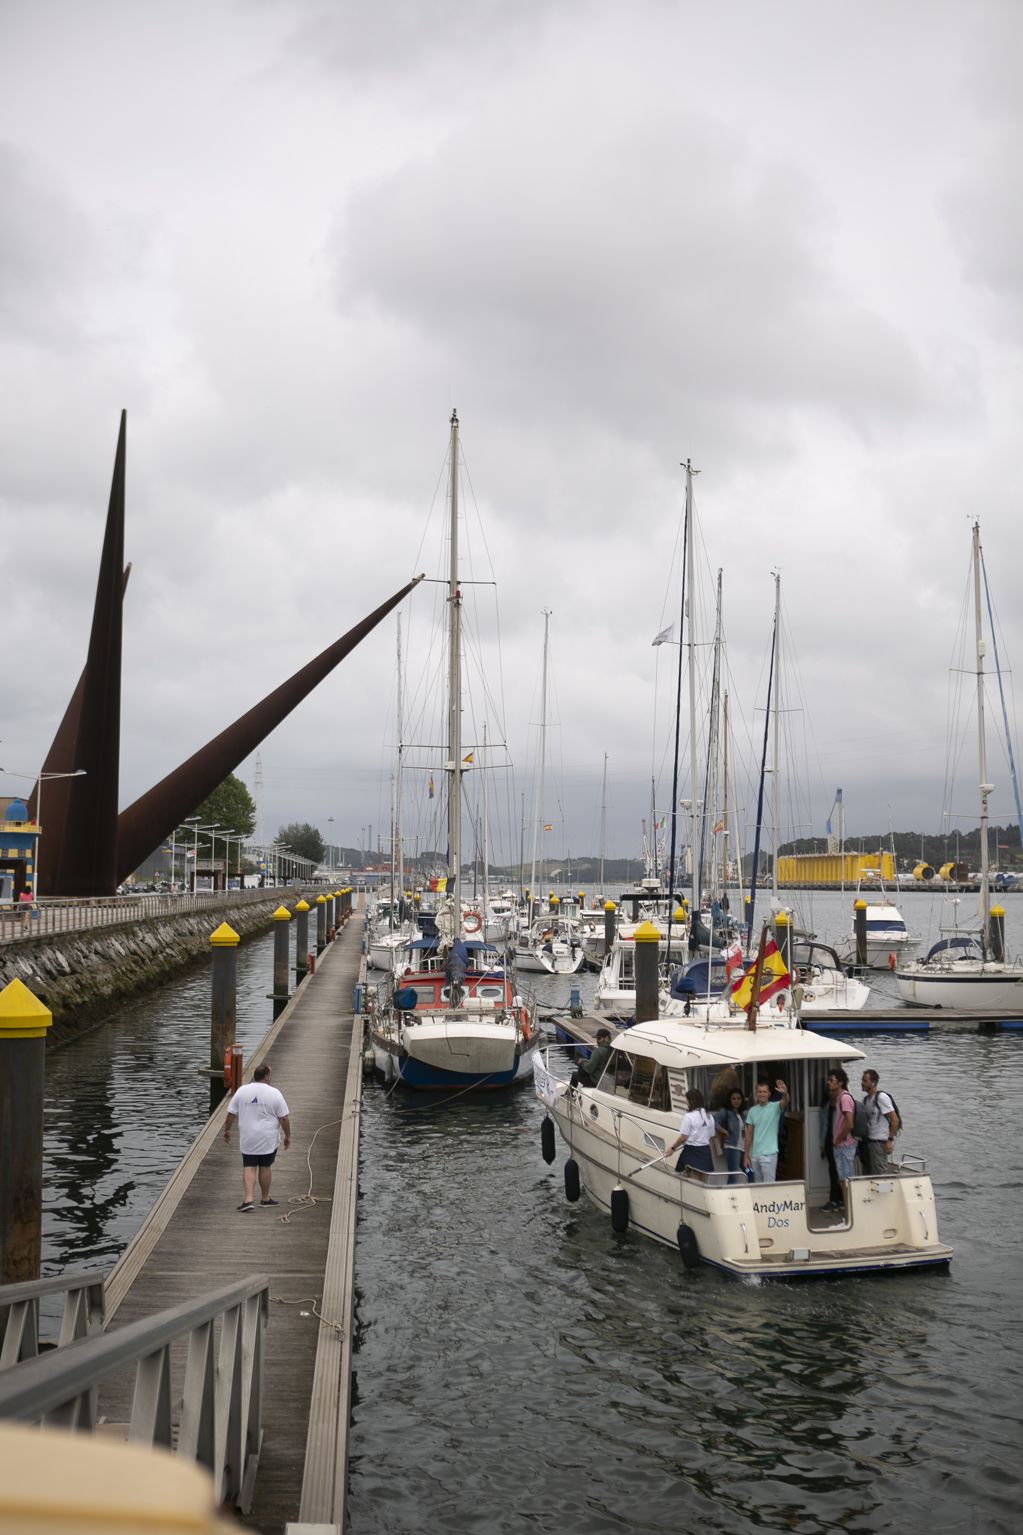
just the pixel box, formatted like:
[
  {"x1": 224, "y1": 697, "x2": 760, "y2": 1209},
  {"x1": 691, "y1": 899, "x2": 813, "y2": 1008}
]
[{"x1": 746, "y1": 1100, "x2": 783, "y2": 1156}]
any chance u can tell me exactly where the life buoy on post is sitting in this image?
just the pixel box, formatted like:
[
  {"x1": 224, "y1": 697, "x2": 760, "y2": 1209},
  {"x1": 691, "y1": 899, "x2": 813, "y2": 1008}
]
[{"x1": 463, "y1": 910, "x2": 482, "y2": 933}]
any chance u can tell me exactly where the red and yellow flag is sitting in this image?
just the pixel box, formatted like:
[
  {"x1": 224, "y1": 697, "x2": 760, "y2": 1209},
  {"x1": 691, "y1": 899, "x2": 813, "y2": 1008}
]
[{"x1": 729, "y1": 938, "x2": 790, "y2": 1009}]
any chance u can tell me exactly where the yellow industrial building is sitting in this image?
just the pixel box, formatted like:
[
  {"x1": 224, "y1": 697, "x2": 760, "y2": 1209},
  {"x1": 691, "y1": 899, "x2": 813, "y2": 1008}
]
[{"x1": 776, "y1": 851, "x2": 896, "y2": 887}]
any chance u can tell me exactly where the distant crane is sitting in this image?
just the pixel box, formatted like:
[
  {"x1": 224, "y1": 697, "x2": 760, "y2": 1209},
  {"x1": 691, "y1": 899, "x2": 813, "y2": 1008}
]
[{"x1": 826, "y1": 788, "x2": 844, "y2": 855}]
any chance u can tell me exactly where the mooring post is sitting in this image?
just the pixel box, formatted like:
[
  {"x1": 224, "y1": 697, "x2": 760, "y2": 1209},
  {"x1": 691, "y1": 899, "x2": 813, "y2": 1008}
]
[
  {"x1": 603, "y1": 900, "x2": 617, "y2": 957},
  {"x1": 209, "y1": 921, "x2": 239, "y2": 1114},
  {"x1": 989, "y1": 903, "x2": 1006, "y2": 961},
  {"x1": 272, "y1": 904, "x2": 291, "y2": 1018},
  {"x1": 325, "y1": 889, "x2": 336, "y2": 938},
  {"x1": 854, "y1": 899, "x2": 868, "y2": 967},
  {"x1": 0, "y1": 980, "x2": 53, "y2": 1284},
  {"x1": 294, "y1": 899, "x2": 311, "y2": 985},
  {"x1": 634, "y1": 920, "x2": 661, "y2": 1024},
  {"x1": 774, "y1": 908, "x2": 791, "y2": 973},
  {"x1": 315, "y1": 893, "x2": 327, "y2": 953}
]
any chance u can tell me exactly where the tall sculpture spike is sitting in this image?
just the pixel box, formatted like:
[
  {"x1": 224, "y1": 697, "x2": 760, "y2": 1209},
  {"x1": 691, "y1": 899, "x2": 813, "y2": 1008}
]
[
  {"x1": 40, "y1": 411, "x2": 126, "y2": 897},
  {"x1": 115, "y1": 575, "x2": 424, "y2": 886},
  {"x1": 31, "y1": 563, "x2": 131, "y2": 895}
]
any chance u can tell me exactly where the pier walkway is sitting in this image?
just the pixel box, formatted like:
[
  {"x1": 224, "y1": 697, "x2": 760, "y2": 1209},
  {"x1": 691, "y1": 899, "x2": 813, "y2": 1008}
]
[{"x1": 101, "y1": 914, "x2": 365, "y2": 1533}]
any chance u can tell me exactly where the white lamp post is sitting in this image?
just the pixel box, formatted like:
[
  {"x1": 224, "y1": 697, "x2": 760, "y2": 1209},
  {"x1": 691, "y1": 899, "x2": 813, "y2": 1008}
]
[{"x1": 196, "y1": 824, "x2": 219, "y2": 892}]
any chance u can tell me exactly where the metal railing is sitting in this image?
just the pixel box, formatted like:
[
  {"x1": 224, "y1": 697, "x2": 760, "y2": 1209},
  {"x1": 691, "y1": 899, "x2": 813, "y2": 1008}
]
[
  {"x1": 0, "y1": 1269, "x2": 108, "y2": 1369},
  {"x1": 0, "y1": 885, "x2": 307, "y2": 945},
  {"x1": 0, "y1": 1274, "x2": 269, "y2": 1514}
]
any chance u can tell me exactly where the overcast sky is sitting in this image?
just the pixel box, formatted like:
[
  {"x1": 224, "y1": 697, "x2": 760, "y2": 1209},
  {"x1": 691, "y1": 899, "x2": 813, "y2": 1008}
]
[{"x1": 2, "y1": 0, "x2": 1022, "y2": 871}]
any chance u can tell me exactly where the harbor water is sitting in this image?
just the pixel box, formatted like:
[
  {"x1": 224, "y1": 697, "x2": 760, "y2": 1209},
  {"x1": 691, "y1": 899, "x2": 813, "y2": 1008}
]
[{"x1": 35, "y1": 894, "x2": 1023, "y2": 1533}]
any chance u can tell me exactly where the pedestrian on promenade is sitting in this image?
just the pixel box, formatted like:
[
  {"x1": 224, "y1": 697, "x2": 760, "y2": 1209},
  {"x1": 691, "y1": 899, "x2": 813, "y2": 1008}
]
[
  {"x1": 223, "y1": 1063, "x2": 291, "y2": 1212},
  {"x1": 18, "y1": 885, "x2": 34, "y2": 934}
]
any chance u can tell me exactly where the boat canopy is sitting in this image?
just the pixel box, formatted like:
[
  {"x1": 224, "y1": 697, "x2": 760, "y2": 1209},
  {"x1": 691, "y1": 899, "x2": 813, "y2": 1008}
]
[
  {"x1": 614, "y1": 1019, "x2": 865, "y2": 1070},
  {"x1": 923, "y1": 935, "x2": 982, "y2": 963},
  {"x1": 669, "y1": 958, "x2": 728, "y2": 998}
]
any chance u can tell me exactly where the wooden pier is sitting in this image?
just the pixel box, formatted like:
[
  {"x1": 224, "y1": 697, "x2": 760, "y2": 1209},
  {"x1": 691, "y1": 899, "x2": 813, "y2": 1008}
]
[{"x1": 101, "y1": 913, "x2": 365, "y2": 1533}]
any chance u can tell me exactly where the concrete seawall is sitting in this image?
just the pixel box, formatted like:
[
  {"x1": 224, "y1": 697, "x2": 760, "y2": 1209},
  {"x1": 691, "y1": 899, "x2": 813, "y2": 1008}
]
[{"x1": 0, "y1": 898, "x2": 285, "y2": 1042}]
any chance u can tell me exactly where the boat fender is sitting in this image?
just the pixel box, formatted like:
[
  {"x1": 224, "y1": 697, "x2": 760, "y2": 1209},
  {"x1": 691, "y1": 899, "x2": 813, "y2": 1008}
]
[
  {"x1": 677, "y1": 1223, "x2": 700, "y2": 1270},
  {"x1": 888, "y1": 952, "x2": 897, "y2": 970},
  {"x1": 541, "y1": 1116, "x2": 556, "y2": 1164},
  {"x1": 564, "y1": 1157, "x2": 581, "y2": 1202},
  {"x1": 610, "y1": 1184, "x2": 629, "y2": 1234}
]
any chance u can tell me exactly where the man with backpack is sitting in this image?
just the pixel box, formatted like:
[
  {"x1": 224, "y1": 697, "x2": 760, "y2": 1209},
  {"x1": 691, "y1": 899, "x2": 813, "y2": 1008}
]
[{"x1": 859, "y1": 1069, "x2": 901, "y2": 1174}]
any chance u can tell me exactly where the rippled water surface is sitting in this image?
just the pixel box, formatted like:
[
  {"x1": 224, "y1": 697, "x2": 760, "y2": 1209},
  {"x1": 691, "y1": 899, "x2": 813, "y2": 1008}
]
[
  {"x1": 37, "y1": 896, "x2": 1023, "y2": 1532},
  {"x1": 349, "y1": 900, "x2": 1023, "y2": 1535},
  {"x1": 42, "y1": 931, "x2": 279, "y2": 1270}
]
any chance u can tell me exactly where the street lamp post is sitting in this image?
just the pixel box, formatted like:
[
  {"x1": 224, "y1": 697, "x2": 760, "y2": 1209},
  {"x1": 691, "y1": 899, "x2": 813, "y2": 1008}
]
[{"x1": 196, "y1": 824, "x2": 219, "y2": 892}]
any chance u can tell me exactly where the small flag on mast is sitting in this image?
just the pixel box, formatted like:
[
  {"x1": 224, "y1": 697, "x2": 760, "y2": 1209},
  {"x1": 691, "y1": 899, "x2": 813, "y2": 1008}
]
[
  {"x1": 428, "y1": 776, "x2": 435, "y2": 799},
  {"x1": 462, "y1": 752, "x2": 474, "y2": 764},
  {"x1": 651, "y1": 624, "x2": 674, "y2": 646}
]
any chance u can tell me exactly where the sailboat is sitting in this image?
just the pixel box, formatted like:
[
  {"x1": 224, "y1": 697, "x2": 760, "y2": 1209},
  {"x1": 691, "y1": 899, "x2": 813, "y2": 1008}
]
[
  {"x1": 513, "y1": 611, "x2": 584, "y2": 976},
  {"x1": 896, "y1": 523, "x2": 1023, "y2": 1009},
  {"x1": 368, "y1": 411, "x2": 538, "y2": 1087}
]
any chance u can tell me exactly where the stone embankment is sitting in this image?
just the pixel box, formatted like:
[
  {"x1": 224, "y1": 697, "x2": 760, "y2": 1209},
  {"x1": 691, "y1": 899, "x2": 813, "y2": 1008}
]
[{"x1": 0, "y1": 898, "x2": 285, "y2": 1042}]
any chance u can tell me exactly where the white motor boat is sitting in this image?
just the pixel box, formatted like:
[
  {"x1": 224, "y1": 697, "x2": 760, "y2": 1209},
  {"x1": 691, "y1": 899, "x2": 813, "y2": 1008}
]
[
  {"x1": 534, "y1": 1016, "x2": 952, "y2": 1279},
  {"x1": 514, "y1": 918, "x2": 584, "y2": 975},
  {"x1": 836, "y1": 899, "x2": 920, "y2": 970}
]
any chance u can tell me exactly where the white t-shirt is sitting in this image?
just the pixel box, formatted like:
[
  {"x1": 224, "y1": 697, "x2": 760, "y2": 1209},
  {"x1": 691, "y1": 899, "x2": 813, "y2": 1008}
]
[
  {"x1": 228, "y1": 1082, "x2": 290, "y2": 1155},
  {"x1": 865, "y1": 1090, "x2": 895, "y2": 1140},
  {"x1": 679, "y1": 1108, "x2": 716, "y2": 1147}
]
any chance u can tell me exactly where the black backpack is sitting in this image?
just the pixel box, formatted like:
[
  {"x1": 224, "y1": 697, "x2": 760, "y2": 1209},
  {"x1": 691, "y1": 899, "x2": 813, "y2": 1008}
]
[
  {"x1": 852, "y1": 1098, "x2": 871, "y2": 1140},
  {"x1": 860, "y1": 1090, "x2": 903, "y2": 1137}
]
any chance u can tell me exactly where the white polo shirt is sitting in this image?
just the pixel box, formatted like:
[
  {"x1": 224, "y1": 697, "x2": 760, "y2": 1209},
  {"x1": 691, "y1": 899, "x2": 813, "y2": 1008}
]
[{"x1": 228, "y1": 1082, "x2": 290, "y2": 1155}]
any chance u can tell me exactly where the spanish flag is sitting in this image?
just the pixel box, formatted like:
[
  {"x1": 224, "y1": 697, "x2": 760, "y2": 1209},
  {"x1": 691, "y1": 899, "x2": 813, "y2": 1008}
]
[{"x1": 729, "y1": 938, "x2": 790, "y2": 1009}]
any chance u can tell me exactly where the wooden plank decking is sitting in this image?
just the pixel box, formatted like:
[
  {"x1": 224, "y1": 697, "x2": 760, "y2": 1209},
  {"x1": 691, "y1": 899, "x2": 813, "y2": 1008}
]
[{"x1": 102, "y1": 917, "x2": 365, "y2": 1534}]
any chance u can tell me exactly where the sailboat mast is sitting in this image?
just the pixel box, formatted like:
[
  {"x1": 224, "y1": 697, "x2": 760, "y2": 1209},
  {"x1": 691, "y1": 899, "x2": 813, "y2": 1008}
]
[
  {"x1": 686, "y1": 460, "x2": 699, "y2": 912},
  {"x1": 481, "y1": 721, "x2": 490, "y2": 920},
  {"x1": 447, "y1": 410, "x2": 463, "y2": 919},
  {"x1": 395, "y1": 613, "x2": 404, "y2": 898},
  {"x1": 599, "y1": 752, "x2": 608, "y2": 894},
  {"x1": 771, "y1": 571, "x2": 781, "y2": 904},
  {"x1": 974, "y1": 521, "x2": 991, "y2": 945},
  {"x1": 528, "y1": 610, "x2": 551, "y2": 918}
]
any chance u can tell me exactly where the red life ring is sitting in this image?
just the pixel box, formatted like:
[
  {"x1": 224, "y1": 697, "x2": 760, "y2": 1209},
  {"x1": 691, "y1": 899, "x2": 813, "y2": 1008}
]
[{"x1": 463, "y1": 911, "x2": 482, "y2": 933}]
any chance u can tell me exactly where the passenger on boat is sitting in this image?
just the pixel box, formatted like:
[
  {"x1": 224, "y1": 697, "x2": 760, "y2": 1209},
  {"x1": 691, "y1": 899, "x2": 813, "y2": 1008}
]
[
  {"x1": 859, "y1": 1069, "x2": 899, "y2": 1174},
  {"x1": 573, "y1": 1028, "x2": 612, "y2": 1088},
  {"x1": 743, "y1": 1078, "x2": 789, "y2": 1183},
  {"x1": 714, "y1": 1088, "x2": 748, "y2": 1185},
  {"x1": 667, "y1": 1090, "x2": 717, "y2": 1180},
  {"x1": 825, "y1": 1068, "x2": 857, "y2": 1190}
]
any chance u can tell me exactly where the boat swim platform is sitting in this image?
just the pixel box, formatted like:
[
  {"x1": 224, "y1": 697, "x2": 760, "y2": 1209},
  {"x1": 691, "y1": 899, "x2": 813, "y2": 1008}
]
[
  {"x1": 543, "y1": 1007, "x2": 1023, "y2": 1042},
  {"x1": 100, "y1": 912, "x2": 365, "y2": 1534}
]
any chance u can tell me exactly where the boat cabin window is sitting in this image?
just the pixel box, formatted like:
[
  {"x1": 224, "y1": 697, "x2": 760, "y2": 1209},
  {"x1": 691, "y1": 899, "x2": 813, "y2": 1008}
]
[
  {"x1": 473, "y1": 984, "x2": 506, "y2": 1000},
  {"x1": 648, "y1": 1064, "x2": 671, "y2": 1113},
  {"x1": 628, "y1": 1054, "x2": 657, "y2": 1105},
  {"x1": 611, "y1": 1051, "x2": 634, "y2": 1099}
]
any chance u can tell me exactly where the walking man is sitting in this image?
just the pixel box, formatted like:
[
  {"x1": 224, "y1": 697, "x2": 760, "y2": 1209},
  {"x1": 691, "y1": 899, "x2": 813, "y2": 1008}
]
[
  {"x1": 860, "y1": 1069, "x2": 900, "y2": 1174},
  {"x1": 223, "y1": 1063, "x2": 291, "y2": 1212}
]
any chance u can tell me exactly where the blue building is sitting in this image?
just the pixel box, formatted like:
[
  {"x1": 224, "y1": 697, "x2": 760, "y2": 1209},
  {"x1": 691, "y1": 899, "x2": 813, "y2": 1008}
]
[{"x1": 0, "y1": 797, "x2": 40, "y2": 901}]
